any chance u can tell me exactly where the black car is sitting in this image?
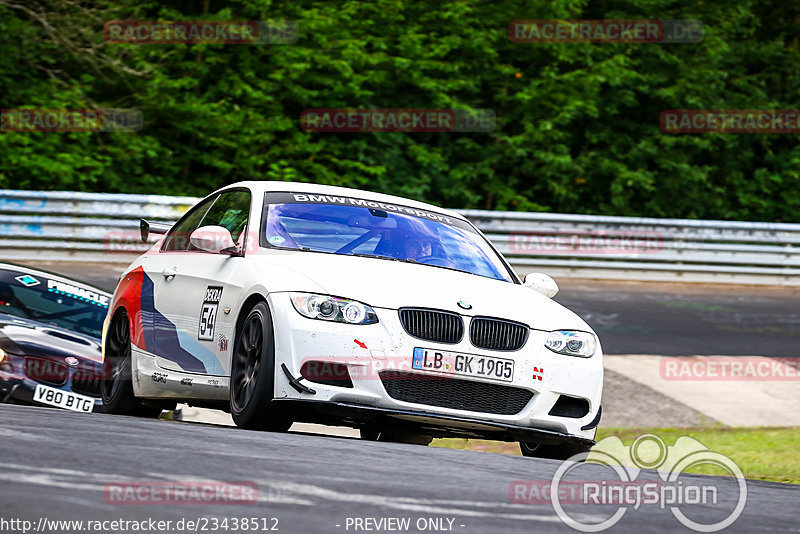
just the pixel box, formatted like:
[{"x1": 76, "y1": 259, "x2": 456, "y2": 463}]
[{"x1": 0, "y1": 263, "x2": 110, "y2": 412}]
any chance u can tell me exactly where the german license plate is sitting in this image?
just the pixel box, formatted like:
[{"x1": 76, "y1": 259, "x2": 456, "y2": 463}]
[
  {"x1": 34, "y1": 384, "x2": 94, "y2": 413},
  {"x1": 412, "y1": 348, "x2": 514, "y2": 382}
]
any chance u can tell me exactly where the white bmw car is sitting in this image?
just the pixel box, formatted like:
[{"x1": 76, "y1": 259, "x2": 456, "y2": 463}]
[{"x1": 101, "y1": 181, "x2": 603, "y2": 458}]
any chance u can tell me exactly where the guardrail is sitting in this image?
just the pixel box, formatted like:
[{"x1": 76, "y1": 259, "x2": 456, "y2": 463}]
[
  {"x1": 0, "y1": 189, "x2": 199, "y2": 263},
  {"x1": 1, "y1": 189, "x2": 798, "y2": 285},
  {"x1": 462, "y1": 210, "x2": 800, "y2": 285}
]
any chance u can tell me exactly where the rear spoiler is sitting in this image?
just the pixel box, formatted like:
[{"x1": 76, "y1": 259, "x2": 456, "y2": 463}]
[{"x1": 140, "y1": 219, "x2": 172, "y2": 243}]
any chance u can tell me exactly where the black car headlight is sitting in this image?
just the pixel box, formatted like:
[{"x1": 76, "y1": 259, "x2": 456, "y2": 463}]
[
  {"x1": 545, "y1": 330, "x2": 597, "y2": 358},
  {"x1": 0, "y1": 347, "x2": 13, "y2": 372},
  {"x1": 290, "y1": 293, "x2": 378, "y2": 325}
]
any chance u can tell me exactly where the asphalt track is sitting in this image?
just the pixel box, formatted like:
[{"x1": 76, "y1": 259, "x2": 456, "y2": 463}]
[
  {"x1": 555, "y1": 280, "x2": 800, "y2": 356},
  {"x1": 33, "y1": 261, "x2": 800, "y2": 357},
  {"x1": 5, "y1": 262, "x2": 797, "y2": 533},
  {"x1": 1, "y1": 404, "x2": 798, "y2": 534}
]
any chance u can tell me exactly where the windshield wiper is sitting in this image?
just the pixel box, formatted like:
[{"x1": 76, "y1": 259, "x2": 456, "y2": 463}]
[
  {"x1": 349, "y1": 252, "x2": 405, "y2": 263},
  {"x1": 350, "y1": 253, "x2": 465, "y2": 272},
  {"x1": 397, "y1": 257, "x2": 496, "y2": 278},
  {"x1": 348, "y1": 252, "x2": 506, "y2": 281}
]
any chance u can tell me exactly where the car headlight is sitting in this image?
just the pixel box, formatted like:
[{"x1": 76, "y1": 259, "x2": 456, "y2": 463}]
[
  {"x1": 0, "y1": 347, "x2": 13, "y2": 372},
  {"x1": 290, "y1": 293, "x2": 378, "y2": 325},
  {"x1": 545, "y1": 330, "x2": 597, "y2": 357}
]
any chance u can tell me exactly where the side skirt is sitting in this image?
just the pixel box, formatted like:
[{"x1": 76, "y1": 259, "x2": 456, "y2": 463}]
[{"x1": 131, "y1": 348, "x2": 228, "y2": 401}]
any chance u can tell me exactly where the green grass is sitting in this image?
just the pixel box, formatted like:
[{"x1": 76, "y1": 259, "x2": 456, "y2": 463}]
[{"x1": 432, "y1": 427, "x2": 800, "y2": 484}]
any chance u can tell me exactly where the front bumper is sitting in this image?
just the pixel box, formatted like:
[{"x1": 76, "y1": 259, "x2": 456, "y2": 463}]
[
  {"x1": 269, "y1": 294, "x2": 603, "y2": 443},
  {"x1": 0, "y1": 353, "x2": 104, "y2": 412},
  {"x1": 277, "y1": 398, "x2": 596, "y2": 445}
]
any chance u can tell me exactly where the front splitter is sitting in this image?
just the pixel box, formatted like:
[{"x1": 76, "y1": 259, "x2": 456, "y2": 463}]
[{"x1": 274, "y1": 398, "x2": 595, "y2": 445}]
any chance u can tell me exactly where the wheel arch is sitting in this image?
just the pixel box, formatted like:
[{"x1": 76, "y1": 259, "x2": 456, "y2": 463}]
[
  {"x1": 110, "y1": 304, "x2": 129, "y2": 323},
  {"x1": 233, "y1": 292, "x2": 270, "y2": 347},
  {"x1": 102, "y1": 304, "x2": 129, "y2": 362},
  {"x1": 110, "y1": 304, "x2": 137, "y2": 347}
]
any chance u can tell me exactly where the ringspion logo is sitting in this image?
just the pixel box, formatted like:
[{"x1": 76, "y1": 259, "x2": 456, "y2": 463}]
[{"x1": 512, "y1": 434, "x2": 746, "y2": 532}]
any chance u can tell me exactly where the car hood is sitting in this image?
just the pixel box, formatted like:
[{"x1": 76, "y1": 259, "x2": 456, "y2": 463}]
[
  {"x1": 0, "y1": 313, "x2": 102, "y2": 364},
  {"x1": 253, "y1": 251, "x2": 590, "y2": 331}
]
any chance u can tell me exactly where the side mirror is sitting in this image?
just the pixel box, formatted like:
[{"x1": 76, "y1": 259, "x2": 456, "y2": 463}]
[
  {"x1": 139, "y1": 219, "x2": 172, "y2": 243},
  {"x1": 523, "y1": 273, "x2": 559, "y2": 298},
  {"x1": 190, "y1": 226, "x2": 241, "y2": 255}
]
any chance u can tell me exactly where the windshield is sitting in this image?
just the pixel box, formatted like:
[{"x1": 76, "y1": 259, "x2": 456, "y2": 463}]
[
  {"x1": 0, "y1": 269, "x2": 109, "y2": 338},
  {"x1": 262, "y1": 193, "x2": 513, "y2": 282}
]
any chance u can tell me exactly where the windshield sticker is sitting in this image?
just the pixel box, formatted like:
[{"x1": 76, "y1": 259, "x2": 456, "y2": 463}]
[
  {"x1": 268, "y1": 235, "x2": 286, "y2": 245},
  {"x1": 15, "y1": 275, "x2": 41, "y2": 287},
  {"x1": 293, "y1": 193, "x2": 453, "y2": 223},
  {"x1": 264, "y1": 191, "x2": 472, "y2": 229},
  {"x1": 47, "y1": 279, "x2": 109, "y2": 308}
]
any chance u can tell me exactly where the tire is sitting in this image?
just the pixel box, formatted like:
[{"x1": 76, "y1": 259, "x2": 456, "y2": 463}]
[
  {"x1": 101, "y1": 311, "x2": 163, "y2": 418},
  {"x1": 360, "y1": 428, "x2": 432, "y2": 446},
  {"x1": 230, "y1": 301, "x2": 291, "y2": 431},
  {"x1": 519, "y1": 440, "x2": 593, "y2": 461}
]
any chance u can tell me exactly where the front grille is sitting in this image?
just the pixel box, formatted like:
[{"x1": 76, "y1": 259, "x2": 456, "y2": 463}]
[
  {"x1": 379, "y1": 370, "x2": 533, "y2": 415},
  {"x1": 470, "y1": 317, "x2": 529, "y2": 351},
  {"x1": 24, "y1": 357, "x2": 68, "y2": 386},
  {"x1": 399, "y1": 308, "x2": 463, "y2": 344},
  {"x1": 72, "y1": 369, "x2": 102, "y2": 397}
]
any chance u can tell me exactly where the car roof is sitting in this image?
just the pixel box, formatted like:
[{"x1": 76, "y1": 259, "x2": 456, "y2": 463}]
[{"x1": 213, "y1": 181, "x2": 466, "y2": 222}]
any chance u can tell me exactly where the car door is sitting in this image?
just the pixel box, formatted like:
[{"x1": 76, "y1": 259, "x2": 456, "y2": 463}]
[{"x1": 145, "y1": 188, "x2": 252, "y2": 377}]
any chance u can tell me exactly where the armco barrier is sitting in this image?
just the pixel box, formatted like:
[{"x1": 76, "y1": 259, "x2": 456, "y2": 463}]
[
  {"x1": 1, "y1": 189, "x2": 798, "y2": 285},
  {"x1": 0, "y1": 190, "x2": 199, "y2": 263}
]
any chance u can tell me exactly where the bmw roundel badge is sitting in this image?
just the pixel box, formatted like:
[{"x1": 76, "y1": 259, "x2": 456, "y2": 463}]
[{"x1": 457, "y1": 301, "x2": 472, "y2": 310}]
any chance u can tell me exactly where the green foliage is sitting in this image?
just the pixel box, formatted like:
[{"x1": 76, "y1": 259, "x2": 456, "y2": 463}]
[{"x1": 1, "y1": 0, "x2": 799, "y2": 221}]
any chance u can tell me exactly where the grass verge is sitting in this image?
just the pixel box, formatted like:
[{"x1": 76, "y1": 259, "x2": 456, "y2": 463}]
[{"x1": 432, "y1": 426, "x2": 800, "y2": 484}]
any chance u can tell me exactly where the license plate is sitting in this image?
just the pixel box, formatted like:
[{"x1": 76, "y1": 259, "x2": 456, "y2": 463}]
[
  {"x1": 412, "y1": 348, "x2": 514, "y2": 382},
  {"x1": 34, "y1": 384, "x2": 94, "y2": 413}
]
